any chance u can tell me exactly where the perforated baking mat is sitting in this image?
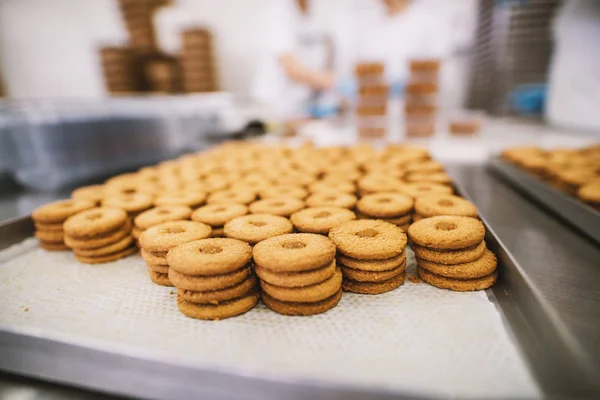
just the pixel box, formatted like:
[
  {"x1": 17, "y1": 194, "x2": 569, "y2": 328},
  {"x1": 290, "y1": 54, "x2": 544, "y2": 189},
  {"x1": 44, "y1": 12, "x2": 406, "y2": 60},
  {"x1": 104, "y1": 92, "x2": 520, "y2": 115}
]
[{"x1": 0, "y1": 238, "x2": 540, "y2": 399}]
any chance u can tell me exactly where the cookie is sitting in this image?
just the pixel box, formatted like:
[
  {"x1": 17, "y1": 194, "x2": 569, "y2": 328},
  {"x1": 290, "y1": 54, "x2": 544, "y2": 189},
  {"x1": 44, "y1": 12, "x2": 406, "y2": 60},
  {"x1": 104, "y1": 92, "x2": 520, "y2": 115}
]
[
  {"x1": 414, "y1": 195, "x2": 478, "y2": 218},
  {"x1": 357, "y1": 193, "x2": 413, "y2": 218},
  {"x1": 255, "y1": 259, "x2": 336, "y2": 288},
  {"x1": 75, "y1": 235, "x2": 134, "y2": 257},
  {"x1": 32, "y1": 199, "x2": 95, "y2": 224},
  {"x1": 178, "y1": 274, "x2": 257, "y2": 304},
  {"x1": 167, "y1": 238, "x2": 253, "y2": 276},
  {"x1": 39, "y1": 241, "x2": 70, "y2": 251},
  {"x1": 411, "y1": 241, "x2": 487, "y2": 264},
  {"x1": 290, "y1": 207, "x2": 356, "y2": 234},
  {"x1": 342, "y1": 259, "x2": 406, "y2": 282},
  {"x1": 224, "y1": 214, "x2": 293, "y2": 245},
  {"x1": 418, "y1": 267, "x2": 497, "y2": 291},
  {"x1": 408, "y1": 216, "x2": 485, "y2": 250},
  {"x1": 191, "y1": 203, "x2": 248, "y2": 227},
  {"x1": 262, "y1": 289, "x2": 342, "y2": 316},
  {"x1": 176, "y1": 289, "x2": 259, "y2": 320},
  {"x1": 578, "y1": 182, "x2": 600, "y2": 209},
  {"x1": 64, "y1": 207, "x2": 128, "y2": 239},
  {"x1": 154, "y1": 191, "x2": 207, "y2": 208},
  {"x1": 308, "y1": 181, "x2": 355, "y2": 194},
  {"x1": 211, "y1": 227, "x2": 225, "y2": 237},
  {"x1": 34, "y1": 221, "x2": 64, "y2": 231},
  {"x1": 141, "y1": 248, "x2": 168, "y2": 266},
  {"x1": 404, "y1": 160, "x2": 445, "y2": 174},
  {"x1": 75, "y1": 245, "x2": 137, "y2": 264},
  {"x1": 329, "y1": 220, "x2": 407, "y2": 260},
  {"x1": 260, "y1": 268, "x2": 342, "y2": 302},
  {"x1": 64, "y1": 219, "x2": 131, "y2": 249},
  {"x1": 417, "y1": 249, "x2": 496, "y2": 279},
  {"x1": 71, "y1": 185, "x2": 105, "y2": 205},
  {"x1": 132, "y1": 226, "x2": 144, "y2": 240},
  {"x1": 35, "y1": 229, "x2": 64, "y2": 242},
  {"x1": 358, "y1": 174, "x2": 403, "y2": 194},
  {"x1": 134, "y1": 205, "x2": 192, "y2": 230},
  {"x1": 337, "y1": 251, "x2": 405, "y2": 272},
  {"x1": 207, "y1": 189, "x2": 256, "y2": 205},
  {"x1": 253, "y1": 233, "x2": 336, "y2": 272},
  {"x1": 139, "y1": 221, "x2": 212, "y2": 252},
  {"x1": 305, "y1": 193, "x2": 358, "y2": 209},
  {"x1": 102, "y1": 192, "x2": 154, "y2": 214},
  {"x1": 405, "y1": 172, "x2": 453, "y2": 185},
  {"x1": 149, "y1": 270, "x2": 173, "y2": 286},
  {"x1": 168, "y1": 266, "x2": 251, "y2": 292},
  {"x1": 259, "y1": 185, "x2": 308, "y2": 200},
  {"x1": 398, "y1": 183, "x2": 453, "y2": 199},
  {"x1": 147, "y1": 264, "x2": 170, "y2": 274},
  {"x1": 343, "y1": 271, "x2": 406, "y2": 294},
  {"x1": 249, "y1": 197, "x2": 304, "y2": 217}
]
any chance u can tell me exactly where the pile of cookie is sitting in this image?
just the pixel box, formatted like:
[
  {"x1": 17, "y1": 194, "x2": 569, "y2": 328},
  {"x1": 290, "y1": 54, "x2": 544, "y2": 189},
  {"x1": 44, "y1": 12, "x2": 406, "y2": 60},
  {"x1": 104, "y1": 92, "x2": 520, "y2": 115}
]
[
  {"x1": 32, "y1": 142, "x2": 498, "y2": 320},
  {"x1": 502, "y1": 145, "x2": 600, "y2": 211}
]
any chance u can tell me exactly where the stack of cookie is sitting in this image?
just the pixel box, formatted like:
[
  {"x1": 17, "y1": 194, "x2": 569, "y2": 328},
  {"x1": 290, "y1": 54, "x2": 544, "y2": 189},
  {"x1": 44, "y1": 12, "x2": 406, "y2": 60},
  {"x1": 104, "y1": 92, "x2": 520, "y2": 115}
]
[
  {"x1": 139, "y1": 220, "x2": 212, "y2": 286},
  {"x1": 180, "y1": 28, "x2": 218, "y2": 93},
  {"x1": 99, "y1": 46, "x2": 139, "y2": 94},
  {"x1": 403, "y1": 160, "x2": 452, "y2": 187},
  {"x1": 404, "y1": 59, "x2": 440, "y2": 138},
  {"x1": 330, "y1": 220, "x2": 407, "y2": 295},
  {"x1": 192, "y1": 204, "x2": 248, "y2": 238},
  {"x1": 356, "y1": 193, "x2": 413, "y2": 232},
  {"x1": 249, "y1": 197, "x2": 304, "y2": 218},
  {"x1": 167, "y1": 238, "x2": 259, "y2": 320},
  {"x1": 133, "y1": 205, "x2": 192, "y2": 242},
  {"x1": 102, "y1": 192, "x2": 154, "y2": 223},
  {"x1": 413, "y1": 194, "x2": 477, "y2": 223},
  {"x1": 409, "y1": 216, "x2": 497, "y2": 291},
  {"x1": 33, "y1": 200, "x2": 95, "y2": 252},
  {"x1": 224, "y1": 214, "x2": 293, "y2": 245},
  {"x1": 290, "y1": 207, "x2": 356, "y2": 235},
  {"x1": 64, "y1": 207, "x2": 136, "y2": 264},
  {"x1": 354, "y1": 62, "x2": 387, "y2": 139},
  {"x1": 71, "y1": 185, "x2": 105, "y2": 205},
  {"x1": 254, "y1": 234, "x2": 342, "y2": 316}
]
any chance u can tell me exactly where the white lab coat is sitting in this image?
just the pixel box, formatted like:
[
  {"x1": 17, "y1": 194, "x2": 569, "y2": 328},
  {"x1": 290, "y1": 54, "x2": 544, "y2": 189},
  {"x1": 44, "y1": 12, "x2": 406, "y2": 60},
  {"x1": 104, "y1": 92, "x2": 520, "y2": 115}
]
[{"x1": 252, "y1": 0, "x2": 330, "y2": 120}]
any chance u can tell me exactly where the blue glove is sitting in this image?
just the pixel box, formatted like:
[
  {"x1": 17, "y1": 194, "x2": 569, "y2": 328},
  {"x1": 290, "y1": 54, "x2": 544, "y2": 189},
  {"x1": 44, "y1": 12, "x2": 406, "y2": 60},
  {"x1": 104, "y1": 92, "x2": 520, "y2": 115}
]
[
  {"x1": 308, "y1": 104, "x2": 339, "y2": 119},
  {"x1": 495, "y1": 0, "x2": 528, "y2": 7},
  {"x1": 389, "y1": 81, "x2": 404, "y2": 98},
  {"x1": 336, "y1": 79, "x2": 358, "y2": 100},
  {"x1": 510, "y1": 84, "x2": 547, "y2": 116}
]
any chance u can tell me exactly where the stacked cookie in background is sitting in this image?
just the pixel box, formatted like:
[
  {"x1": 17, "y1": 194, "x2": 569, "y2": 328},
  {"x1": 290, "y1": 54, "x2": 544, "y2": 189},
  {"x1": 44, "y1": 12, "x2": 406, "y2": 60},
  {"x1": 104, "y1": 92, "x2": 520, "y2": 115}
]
[
  {"x1": 356, "y1": 193, "x2": 413, "y2": 232},
  {"x1": 102, "y1": 192, "x2": 154, "y2": 224},
  {"x1": 133, "y1": 205, "x2": 192, "y2": 243},
  {"x1": 404, "y1": 59, "x2": 440, "y2": 139},
  {"x1": 99, "y1": 46, "x2": 139, "y2": 94},
  {"x1": 64, "y1": 208, "x2": 136, "y2": 264},
  {"x1": 354, "y1": 62, "x2": 387, "y2": 139},
  {"x1": 180, "y1": 28, "x2": 218, "y2": 93},
  {"x1": 71, "y1": 185, "x2": 105, "y2": 205},
  {"x1": 413, "y1": 194, "x2": 478, "y2": 222},
  {"x1": 139, "y1": 221, "x2": 212, "y2": 286},
  {"x1": 192, "y1": 204, "x2": 248, "y2": 238},
  {"x1": 224, "y1": 214, "x2": 293, "y2": 246},
  {"x1": 330, "y1": 220, "x2": 408, "y2": 295},
  {"x1": 254, "y1": 234, "x2": 342, "y2": 316},
  {"x1": 290, "y1": 207, "x2": 356, "y2": 235},
  {"x1": 409, "y1": 216, "x2": 497, "y2": 291},
  {"x1": 167, "y1": 238, "x2": 259, "y2": 320},
  {"x1": 33, "y1": 200, "x2": 95, "y2": 251}
]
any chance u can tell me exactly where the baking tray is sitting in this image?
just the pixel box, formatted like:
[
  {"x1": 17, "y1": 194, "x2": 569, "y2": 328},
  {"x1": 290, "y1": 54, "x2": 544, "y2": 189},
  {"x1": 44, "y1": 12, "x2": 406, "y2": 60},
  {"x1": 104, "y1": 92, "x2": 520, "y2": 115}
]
[
  {"x1": 488, "y1": 157, "x2": 600, "y2": 245},
  {"x1": 0, "y1": 171, "x2": 595, "y2": 399}
]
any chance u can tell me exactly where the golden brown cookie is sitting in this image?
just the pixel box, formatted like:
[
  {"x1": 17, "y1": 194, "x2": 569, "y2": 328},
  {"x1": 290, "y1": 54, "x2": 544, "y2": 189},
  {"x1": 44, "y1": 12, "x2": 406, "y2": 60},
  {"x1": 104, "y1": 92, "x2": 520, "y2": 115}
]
[
  {"x1": 134, "y1": 205, "x2": 192, "y2": 230},
  {"x1": 417, "y1": 249, "x2": 496, "y2": 279},
  {"x1": 305, "y1": 193, "x2": 358, "y2": 209},
  {"x1": 65, "y1": 220, "x2": 132, "y2": 250},
  {"x1": 64, "y1": 207, "x2": 128, "y2": 239},
  {"x1": 35, "y1": 229, "x2": 64, "y2": 243},
  {"x1": 253, "y1": 233, "x2": 336, "y2": 272},
  {"x1": 404, "y1": 160, "x2": 445, "y2": 174},
  {"x1": 167, "y1": 238, "x2": 253, "y2": 276},
  {"x1": 139, "y1": 221, "x2": 212, "y2": 252},
  {"x1": 75, "y1": 235, "x2": 134, "y2": 257},
  {"x1": 147, "y1": 264, "x2": 170, "y2": 274},
  {"x1": 343, "y1": 271, "x2": 406, "y2": 294},
  {"x1": 405, "y1": 172, "x2": 453, "y2": 185},
  {"x1": 255, "y1": 258, "x2": 336, "y2": 288},
  {"x1": 337, "y1": 251, "x2": 405, "y2": 272},
  {"x1": 408, "y1": 216, "x2": 485, "y2": 250},
  {"x1": 249, "y1": 197, "x2": 304, "y2": 217},
  {"x1": 178, "y1": 274, "x2": 257, "y2": 304},
  {"x1": 290, "y1": 207, "x2": 356, "y2": 234},
  {"x1": 191, "y1": 203, "x2": 248, "y2": 227},
  {"x1": 34, "y1": 221, "x2": 64, "y2": 231},
  {"x1": 341, "y1": 259, "x2": 406, "y2": 283},
  {"x1": 414, "y1": 194, "x2": 477, "y2": 219},
  {"x1": 168, "y1": 266, "x2": 251, "y2": 292},
  {"x1": 418, "y1": 267, "x2": 497, "y2": 291},
  {"x1": 308, "y1": 181, "x2": 355, "y2": 194},
  {"x1": 357, "y1": 193, "x2": 413, "y2": 218},
  {"x1": 154, "y1": 191, "x2": 207, "y2": 208},
  {"x1": 260, "y1": 268, "x2": 342, "y2": 302},
  {"x1": 32, "y1": 199, "x2": 95, "y2": 224},
  {"x1": 75, "y1": 245, "x2": 137, "y2": 264},
  {"x1": 102, "y1": 192, "x2": 154, "y2": 214},
  {"x1": 398, "y1": 182, "x2": 453, "y2": 199},
  {"x1": 141, "y1": 248, "x2": 168, "y2": 266},
  {"x1": 358, "y1": 174, "x2": 403, "y2": 194},
  {"x1": 149, "y1": 270, "x2": 173, "y2": 286},
  {"x1": 39, "y1": 241, "x2": 70, "y2": 251},
  {"x1": 578, "y1": 182, "x2": 600, "y2": 209},
  {"x1": 329, "y1": 220, "x2": 407, "y2": 260},
  {"x1": 176, "y1": 289, "x2": 259, "y2": 320},
  {"x1": 224, "y1": 214, "x2": 293, "y2": 245},
  {"x1": 411, "y1": 240, "x2": 486, "y2": 264},
  {"x1": 259, "y1": 185, "x2": 308, "y2": 200},
  {"x1": 262, "y1": 289, "x2": 342, "y2": 316},
  {"x1": 71, "y1": 185, "x2": 105, "y2": 205},
  {"x1": 207, "y1": 189, "x2": 256, "y2": 205}
]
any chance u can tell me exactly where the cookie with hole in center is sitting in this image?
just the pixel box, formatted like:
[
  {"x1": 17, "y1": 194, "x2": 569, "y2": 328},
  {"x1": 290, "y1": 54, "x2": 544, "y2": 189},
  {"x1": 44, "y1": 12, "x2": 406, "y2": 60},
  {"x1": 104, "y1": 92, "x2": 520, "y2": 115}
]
[
  {"x1": 260, "y1": 268, "x2": 342, "y2": 303},
  {"x1": 71, "y1": 185, "x2": 105, "y2": 205},
  {"x1": 255, "y1": 259, "x2": 336, "y2": 288},
  {"x1": 33, "y1": 199, "x2": 95, "y2": 224},
  {"x1": 167, "y1": 238, "x2": 253, "y2": 276},
  {"x1": 259, "y1": 185, "x2": 308, "y2": 200},
  {"x1": 139, "y1": 220, "x2": 212, "y2": 253},
  {"x1": 207, "y1": 189, "x2": 256, "y2": 205},
  {"x1": 262, "y1": 288, "x2": 342, "y2": 316},
  {"x1": 178, "y1": 274, "x2": 258, "y2": 304},
  {"x1": 102, "y1": 192, "x2": 153, "y2": 215},
  {"x1": 224, "y1": 214, "x2": 293, "y2": 245},
  {"x1": 408, "y1": 216, "x2": 485, "y2": 250},
  {"x1": 176, "y1": 288, "x2": 259, "y2": 320},
  {"x1": 65, "y1": 220, "x2": 132, "y2": 250},
  {"x1": 168, "y1": 266, "x2": 251, "y2": 292},
  {"x1": 191, "y1": 203, "x2": 248, "y2": 227},
  {"x1": 154, "y1": 191, "x2": 207, "y2": 208},
  {"x1": 411, "y1": 240, "x2": 486, "y2": 265},
  {"x1": 74, "y1": 245, "x2": 137, "y2": 264},
  {"x1": 357, "y1": 192, "x2": 413, "y2": 218},
  {"x1": 134, "y1": 205, "x2": 192, "y2": 230},
  {"x1": 337, "y1": 251, "x2": 405, "y2": 272},
  {"x1": 414, "y1": 194, "x2": 477, "y2": 219},
  {"x1": 398, "y1": 182, "x2": 453, "y2": 199},
  {"x1": 253, "y1": 233, "x2": 336, "y2": 272},
  {"x1": 249, "y1": 197, "x2": 304, "y2": 217},
  {"x1": 329, "y1": 220, "x2": 407, "y2": 260},
  {"x1": 64, "y1": 207, "x2": 128, "y2": 239},
  {"x1": 308, "y1": 181, "x2": 355, "y2": 194},
  {"x1": 418, "y1": 267, "x2": 497, "y2": 291},
  {"x1": 343, "y1": 271, "x2": 406, "y2": 294},
  {"x1": 417, "y1": 249, "x2": 496, "y2": 279},
  {"x1": 342, "y1": 258, "x2": 407, "y2": 283},
  {"x1": 305, "y1": 193, "x2": 358, "y2": 209},
  {"x1": 290, "y1": 207, "x2": 356, "y2": 234}
]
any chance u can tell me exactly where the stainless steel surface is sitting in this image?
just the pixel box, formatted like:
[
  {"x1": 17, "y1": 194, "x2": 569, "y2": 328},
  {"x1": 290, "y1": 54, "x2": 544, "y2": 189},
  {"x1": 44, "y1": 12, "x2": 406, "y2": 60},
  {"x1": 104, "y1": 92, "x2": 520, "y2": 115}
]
[
  {"x1": 489, "y1": 158, "x2": 600, "y2": 244},
  {"x1": 449, "y1": 163, "x2": 600, "y2": 397}
]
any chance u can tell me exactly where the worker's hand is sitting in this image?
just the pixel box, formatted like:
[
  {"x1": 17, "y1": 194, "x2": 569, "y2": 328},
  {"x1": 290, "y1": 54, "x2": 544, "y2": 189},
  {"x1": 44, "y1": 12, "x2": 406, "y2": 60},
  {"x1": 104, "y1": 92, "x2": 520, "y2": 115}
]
[{"x1": 279, "y1": 54, "x2": 335, "y2": 90}]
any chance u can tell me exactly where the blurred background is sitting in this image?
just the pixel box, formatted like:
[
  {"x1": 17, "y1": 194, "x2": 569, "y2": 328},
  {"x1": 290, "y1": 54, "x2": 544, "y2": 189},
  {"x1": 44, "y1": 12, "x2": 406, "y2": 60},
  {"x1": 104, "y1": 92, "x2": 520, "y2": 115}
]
[{"x1": 0, "y1": 0, "x2": 598, "y2": 197}]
